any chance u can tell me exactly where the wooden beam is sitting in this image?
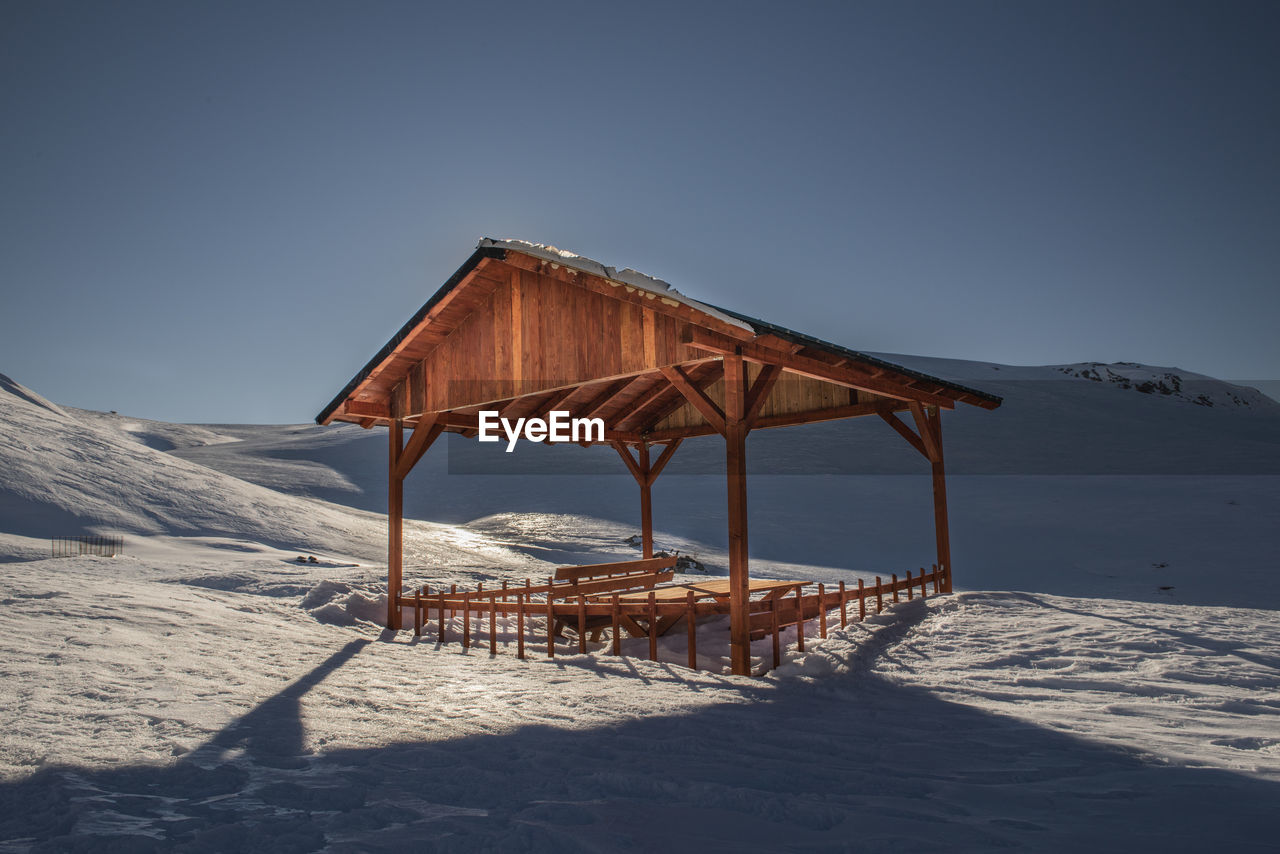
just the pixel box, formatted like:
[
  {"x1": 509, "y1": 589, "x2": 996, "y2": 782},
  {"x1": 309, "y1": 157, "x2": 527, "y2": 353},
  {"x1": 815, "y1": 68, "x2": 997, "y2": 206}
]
[
  {"x1": 723, "y1": 355, "x2": 751, "y2": 676},
  {"x1": 647, "y1": 439, "x2": 682, "y2": 484},
  {"x1": 609, "y1": 376, "x2": 678, "y2": 434},
  {"x1": 397, "y1": 356, "x2": 724, "y2": 422},
  {"x1": 637, "y1": 442, "x2": 654, "y2": 558},
  {"x1": 611, "y1": 441, "x2": 644, "y2": 482},
  {"x1": 500, "y1": 387, "x2": 562, "y2": 421},
  {"x1": 333, "y1": 257, "x2": 502, "y2": 421},
  {"x1": 387, "y1": 420, "x2": 404, "y2": 631},
  {"x1": 527, "y1": 386, "x2": 579, "y2": 422},
  {"x1": 616, "y1": 361, "x2": 715, "y2": 434},
  {"x1": 394, "y1": 413, "x2": 443, "y2": 480},
  {"x1": 613, "y1": 441, "x2": 665, "y2": 559},
  {"x1": 909, "y1": 401, "x2": 942, "y2": 463},
  {"x1": 743, "y1": 363, "x2": 782, "y2": 426},
  {"x1": 683, "y1": 327, "x2": 955, "y2": 409},
  {"x1": 587, "y1": 375, "x2": 649, "y2": 422},
  {"x1": 661, "y1": 364, "x2": 727, "y2": 436},
  {"x1": 878, "y1": 409, "x2": 929, "y2": 459},
  {"x1": 575, "y1": 378, "x2": 631, "y2": 420},
  {"x1": 344, "y1": 399, "x2": 390, "y2": 419}
]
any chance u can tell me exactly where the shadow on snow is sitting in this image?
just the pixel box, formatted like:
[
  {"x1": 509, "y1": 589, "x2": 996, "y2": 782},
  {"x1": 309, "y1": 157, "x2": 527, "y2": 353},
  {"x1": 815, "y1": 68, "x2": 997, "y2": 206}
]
[{"x1": 1, "y1": 630, "x2": 1278, "y2": 853}]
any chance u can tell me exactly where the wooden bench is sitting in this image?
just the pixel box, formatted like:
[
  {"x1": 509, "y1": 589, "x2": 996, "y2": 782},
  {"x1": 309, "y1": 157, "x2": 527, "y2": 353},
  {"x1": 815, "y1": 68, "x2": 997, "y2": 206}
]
[{"x1": 552, "y1": 556, "x2": 676, "y2": 641}]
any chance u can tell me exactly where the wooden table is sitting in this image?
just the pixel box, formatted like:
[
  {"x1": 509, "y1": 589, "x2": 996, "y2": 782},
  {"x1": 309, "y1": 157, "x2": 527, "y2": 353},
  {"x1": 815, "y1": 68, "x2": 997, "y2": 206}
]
[{"x1": 606, "y1": 578, "x2": 809, "y2": 636}]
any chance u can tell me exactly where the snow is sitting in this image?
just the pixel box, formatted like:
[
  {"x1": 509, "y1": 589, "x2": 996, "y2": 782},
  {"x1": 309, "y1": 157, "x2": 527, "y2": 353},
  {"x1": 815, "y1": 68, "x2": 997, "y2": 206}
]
[
  {"x1": 479, "y1": 238, "x2": 755, "y2": 332},
  {"x1": 2, "y1": 364, "x2": 1279, "y2": 850}
]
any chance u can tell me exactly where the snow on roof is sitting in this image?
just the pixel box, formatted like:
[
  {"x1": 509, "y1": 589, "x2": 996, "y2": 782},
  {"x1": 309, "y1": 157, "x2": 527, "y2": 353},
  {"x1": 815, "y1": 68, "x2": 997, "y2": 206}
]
[{"x1": 479, "y1": 238, "x2": 754, "y2": 332}]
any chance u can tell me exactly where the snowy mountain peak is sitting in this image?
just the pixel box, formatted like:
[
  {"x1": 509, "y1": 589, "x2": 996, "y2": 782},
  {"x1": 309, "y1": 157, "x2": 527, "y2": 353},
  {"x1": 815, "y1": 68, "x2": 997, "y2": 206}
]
[
  {"x1": 0, "y1": 372, "x2": 70, "y2": 420},
  {"x1": 1054, "y1": 362, "x2": 1266, "y2": 408}
]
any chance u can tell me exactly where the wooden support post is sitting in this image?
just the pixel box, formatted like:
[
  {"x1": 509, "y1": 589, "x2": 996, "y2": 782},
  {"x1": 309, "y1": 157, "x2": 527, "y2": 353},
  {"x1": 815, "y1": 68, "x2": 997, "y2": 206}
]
[
  {"x1": 616, "y1": 439, "x2": 682, "y2": 560},
  {"x1": 892, "y1": 573, "x2": 899, "y2": 604},
  {"x1": 875, "y1": 576, "x2": 883, "y2": 614},
  {"x1": 517, "y1": 594, "x2": 525, "y2": 659},
  {"x1": 920, "y1": 568, "x2": 928, "y2": 598},
  {"x1": 387, "y1": 421, "x2": 404, "y2": 630},
  {"x1": 932, "y1": 564, "x2": 940, "y2": 595},
  {"x1": 928, "y1": 407, "x2": 953, "y2": 593},
  {"x1": 795, "y1": 585, "x2": 805, "y2": 653},
  {"x1": 577, "y1": 595, "x2": 588, "y2": 654},
  {"x1": 638, "y1": 442, "x2": 654, "y2": 559},
  {"x1": 686, "y1": 590, "x2": 697, "y2": 671},
  {"x1": 723, "y1": 355, "x2": 751, "y2": 676},
  {"x1": 414, "y1": 590, "x2": 422, "y2": 636},
  {"x1": 858, "y1": 578, "x2": 866, "y2": 621},
  {"x1": 648, "y1": 591, "x2": 658, "y2": 661},
  {"x1": 905, "y1": 570, "x2": 914, "y2": 600},
  {"x1": 839, "y1": 580, "x2": 847, "y2": 628},
  {"x1": 818, "y1": 583, "x2": 827, "y2": 638}
]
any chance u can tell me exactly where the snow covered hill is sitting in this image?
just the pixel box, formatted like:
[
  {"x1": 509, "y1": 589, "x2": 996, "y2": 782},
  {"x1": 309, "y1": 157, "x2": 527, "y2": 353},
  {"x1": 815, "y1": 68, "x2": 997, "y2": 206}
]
[
  {"x1": 1, "y1": 365, "x2": 1278, "y2": 851},
  {"x1": 3, "y1": 360, "x2": 1279, "y2": 604}
]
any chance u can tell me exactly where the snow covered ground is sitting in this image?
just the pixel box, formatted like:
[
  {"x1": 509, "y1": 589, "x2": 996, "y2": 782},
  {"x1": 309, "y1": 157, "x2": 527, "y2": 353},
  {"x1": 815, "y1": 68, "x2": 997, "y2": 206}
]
[{"x1": 1, "y1": 364, "x2": 1279, "y2": 851}]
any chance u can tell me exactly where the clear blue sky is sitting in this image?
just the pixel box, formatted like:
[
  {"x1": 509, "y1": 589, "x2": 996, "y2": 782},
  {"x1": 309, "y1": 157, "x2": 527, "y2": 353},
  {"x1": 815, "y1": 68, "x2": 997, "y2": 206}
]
[{"x1": 2, "y1": 0, "x2": 1277, "y2": 423}]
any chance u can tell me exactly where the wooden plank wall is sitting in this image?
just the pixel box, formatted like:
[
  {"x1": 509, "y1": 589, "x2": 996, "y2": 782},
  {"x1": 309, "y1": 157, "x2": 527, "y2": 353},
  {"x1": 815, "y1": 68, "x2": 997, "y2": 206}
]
[
  {"x1": 391, "y1": 266, "x2": 688, "y2": 417},
  {"x1": 385, "y1": 260, "x2": 884, "y2": 429}
]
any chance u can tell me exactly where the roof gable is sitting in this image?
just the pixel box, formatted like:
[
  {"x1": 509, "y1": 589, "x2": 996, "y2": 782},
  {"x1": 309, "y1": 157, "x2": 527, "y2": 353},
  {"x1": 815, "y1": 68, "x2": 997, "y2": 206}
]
[{"x1": 317, "y1": 240, "x2": 1001, "y2": 434}]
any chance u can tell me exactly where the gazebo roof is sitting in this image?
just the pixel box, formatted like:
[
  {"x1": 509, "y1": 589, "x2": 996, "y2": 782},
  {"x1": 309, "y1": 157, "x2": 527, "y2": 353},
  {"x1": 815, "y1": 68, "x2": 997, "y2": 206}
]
[{"x1": 316, "y1": 239, "x2": 1000, "y2": 438}]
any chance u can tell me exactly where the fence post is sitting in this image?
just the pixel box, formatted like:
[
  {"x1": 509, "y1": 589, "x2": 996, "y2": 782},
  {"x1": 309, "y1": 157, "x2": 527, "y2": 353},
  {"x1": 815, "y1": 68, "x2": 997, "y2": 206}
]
[
  {"x1": 839, "y1": 580, "x2": 847, "y2": 628},
  {"x1": 438, "y1": 590, "x2": 447, "y2": 643},
  {"x1": 517, "y1": 593, "x2": 525, "y2": 660},
  {"x1": 818, "y1": 583, "x2": 827, "y2": 639},
  {"x1": 546, "y1": 581, "x2": 555, "y2": 658}
]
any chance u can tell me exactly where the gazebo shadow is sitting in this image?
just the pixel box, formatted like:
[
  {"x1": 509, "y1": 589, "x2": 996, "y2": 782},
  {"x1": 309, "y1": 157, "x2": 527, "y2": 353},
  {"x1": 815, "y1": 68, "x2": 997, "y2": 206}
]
[
  {"x1": 186, "y1": 638, "x2": 370, "y2": 771},
  {"x1": 2, "y1": 628, "x2": 1279, "y2": 852}
]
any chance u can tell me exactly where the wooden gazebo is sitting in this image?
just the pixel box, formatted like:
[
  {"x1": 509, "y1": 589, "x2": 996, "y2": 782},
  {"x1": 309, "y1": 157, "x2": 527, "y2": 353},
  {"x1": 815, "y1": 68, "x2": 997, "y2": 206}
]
[{"x1": 317, "y1": 239, "x2": 1001, "y2": 675}]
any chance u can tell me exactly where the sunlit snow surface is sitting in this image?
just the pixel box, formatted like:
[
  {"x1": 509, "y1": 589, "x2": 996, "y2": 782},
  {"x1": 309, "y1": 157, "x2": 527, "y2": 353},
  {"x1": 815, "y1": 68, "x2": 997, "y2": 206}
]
[{"x1": 1, "y1": 367, "x2": 1279, "y2": 850}]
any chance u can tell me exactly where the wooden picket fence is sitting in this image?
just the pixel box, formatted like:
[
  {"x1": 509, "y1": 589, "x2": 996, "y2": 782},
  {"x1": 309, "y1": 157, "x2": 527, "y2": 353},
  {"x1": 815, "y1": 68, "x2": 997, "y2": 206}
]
[
  {"x1": 51, "y1": 535, "x2": 123, "y2": 558},
  {"x1": 397, "y1": 564, "x2": 946, "y2": 675}
]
